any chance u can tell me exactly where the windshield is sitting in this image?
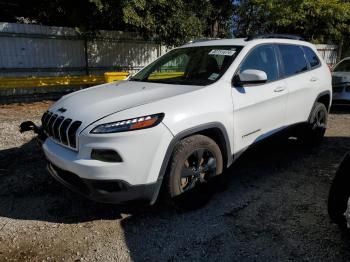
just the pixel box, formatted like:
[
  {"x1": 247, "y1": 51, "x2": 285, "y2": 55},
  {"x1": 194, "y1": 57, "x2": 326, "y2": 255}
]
[
  {"x1": 334, "y1": 59, "x2": 350, "y2": 72},
  {"x1": 130, "y1": 45, "x2": 242, "y2": 86}
]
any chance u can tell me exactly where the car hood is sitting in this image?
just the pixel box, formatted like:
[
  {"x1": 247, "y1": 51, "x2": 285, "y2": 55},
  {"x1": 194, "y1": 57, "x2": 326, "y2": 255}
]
[
  {"x1": 49, "y1": 80, "x2": 203, "y2": 125},
  {"x1": 332, "y1": 72, "x2": 350, "y2": 85}
]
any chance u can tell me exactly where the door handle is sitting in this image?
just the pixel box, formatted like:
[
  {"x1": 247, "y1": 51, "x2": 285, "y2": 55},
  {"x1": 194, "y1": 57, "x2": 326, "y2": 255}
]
[
  {"x1": 274, "y1": 86, "x2": 286, "y2": 92},
  {"x1": 310, "y1": 77, "x2": 318, "y2": 82}
]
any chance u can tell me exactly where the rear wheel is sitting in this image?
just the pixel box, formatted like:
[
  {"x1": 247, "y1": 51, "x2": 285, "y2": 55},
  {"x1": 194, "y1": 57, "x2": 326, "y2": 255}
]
[
  {"x1": 164, "y1": 135, "x2": 223, "y2": 210},
  {"x1": 299, "y1": 102, "x2": 328, "y2": 145}
]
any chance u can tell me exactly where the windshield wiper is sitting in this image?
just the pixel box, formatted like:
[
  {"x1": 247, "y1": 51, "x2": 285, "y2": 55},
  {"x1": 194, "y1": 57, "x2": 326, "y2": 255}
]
[{"x1": 129, "y1": 78, "x2": 142, "y2": 81}]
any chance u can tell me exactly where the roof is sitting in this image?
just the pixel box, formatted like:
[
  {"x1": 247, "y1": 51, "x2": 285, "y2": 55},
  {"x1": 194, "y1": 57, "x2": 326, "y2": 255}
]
[
  {"x1": 180, "y1": 37, "x2": 312, "y2": 49},
  {"x1": 181, "y1": 38, "x2": 248, "y2": 48}
]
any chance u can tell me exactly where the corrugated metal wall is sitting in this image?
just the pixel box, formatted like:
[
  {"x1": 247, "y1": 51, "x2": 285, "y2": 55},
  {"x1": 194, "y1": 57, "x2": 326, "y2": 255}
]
[
  {"x1": 0, "y1": 22, "x2": 339, "y2": 77},
  {"x1": 0, "y1": 22, "x2": 167, "y2": 77},
  {"x1": 0, "y1": 37, "x2": 85, "y2": 70}
]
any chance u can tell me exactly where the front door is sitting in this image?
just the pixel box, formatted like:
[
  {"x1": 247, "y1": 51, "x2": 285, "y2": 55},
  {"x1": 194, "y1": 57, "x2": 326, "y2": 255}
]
[{"x1": 232, "y1": 44, "x2": 288, "y2": 153}]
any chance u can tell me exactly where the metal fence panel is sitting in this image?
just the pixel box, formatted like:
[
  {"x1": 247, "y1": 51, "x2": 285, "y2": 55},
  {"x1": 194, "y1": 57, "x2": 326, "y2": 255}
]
[
  {"x1": 0, "y1": 22, "x2": 339, "y2": 77},
  {"x1": 0, "y1": 22, "x2": 166, "y2": 77},
  {"x1": 0, "y1": 37, "x2": 85, "y2": 69},
  {"x1": 316, "y1": 44, "x2": 338, "y2": 66}
]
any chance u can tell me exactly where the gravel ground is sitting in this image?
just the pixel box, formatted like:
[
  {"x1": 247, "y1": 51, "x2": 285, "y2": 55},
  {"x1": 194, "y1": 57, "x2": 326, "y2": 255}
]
[{"x1": 0, "y1": 102, "x2": 350, "y2": 261}]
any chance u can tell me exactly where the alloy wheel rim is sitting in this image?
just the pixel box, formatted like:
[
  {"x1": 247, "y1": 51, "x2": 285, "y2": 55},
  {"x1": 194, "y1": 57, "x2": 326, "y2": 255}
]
[
  {"x1": 313, "y1": 109, "x2": 326, "y2": 130},
  {"x1": 180, "y1": 148, "x2": 216, "y2": 192}
]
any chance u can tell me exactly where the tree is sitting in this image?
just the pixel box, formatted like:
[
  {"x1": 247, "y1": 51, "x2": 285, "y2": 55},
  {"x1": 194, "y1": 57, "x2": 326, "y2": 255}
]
[
  {"x1": 205, "y1": 0, "x2": 235, "y2": 38},
  {"x1": 0, "y1": 0, "x2": 126, "y2": 31},
  {"x1": 0, "y1": 0, "x2": 235, "y2": 46},
  {"x1": 233, "y1": 0, "x2": 350, "y2": 44},
  {"x1": 122, "y1": 0, "x2": 234, "y2": 46},
  {"x1": 123, "y1": 0, "x2": 203, "y2": 46}
]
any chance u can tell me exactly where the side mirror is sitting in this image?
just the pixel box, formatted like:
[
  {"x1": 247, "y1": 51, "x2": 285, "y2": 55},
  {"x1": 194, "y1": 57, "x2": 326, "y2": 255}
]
[{"x1": 234, "y1": 69, "x2": 268, "y2": 86}]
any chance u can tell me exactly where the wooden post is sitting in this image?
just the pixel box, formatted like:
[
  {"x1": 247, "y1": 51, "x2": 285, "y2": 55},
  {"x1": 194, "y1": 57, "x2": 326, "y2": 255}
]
[
  {"x1": 84, "y1": 37, "x2": 89, "y2": 75},
  {"x1": 338, "y1": 37, "x2": 344, "y2": 62}
]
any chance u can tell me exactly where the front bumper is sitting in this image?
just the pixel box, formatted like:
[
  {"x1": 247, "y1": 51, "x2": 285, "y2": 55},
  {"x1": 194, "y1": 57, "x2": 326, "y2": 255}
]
[
  {"x1": 47, "y1": 162, "x2": 160, "y2": 204},
  {"x1": 42, "y1": 122, "x2": 174, "y2": 204}
]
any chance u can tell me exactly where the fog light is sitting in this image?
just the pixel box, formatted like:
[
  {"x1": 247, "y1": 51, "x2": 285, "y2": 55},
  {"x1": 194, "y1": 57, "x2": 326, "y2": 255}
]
[{"x1": 91, "y1": 149, "x2": 123, "y2": 162}]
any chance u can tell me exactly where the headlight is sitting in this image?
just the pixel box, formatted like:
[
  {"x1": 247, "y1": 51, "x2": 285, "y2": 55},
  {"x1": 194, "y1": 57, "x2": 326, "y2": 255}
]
[{"x1": 90, "y1": 113, "x2": 164, "y2": 134}]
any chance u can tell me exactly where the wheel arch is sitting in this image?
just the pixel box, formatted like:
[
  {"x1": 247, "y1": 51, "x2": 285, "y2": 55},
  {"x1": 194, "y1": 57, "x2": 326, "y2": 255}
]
[
  {"x1": 307, "y1": 90, "x2": 331, "y2": 121},
  {"x1": 316, "y1": 91, "x2": 331, "y2": 111},
  {"x1": 149, "y1": 122, "x2": 233, "y2": 204}
]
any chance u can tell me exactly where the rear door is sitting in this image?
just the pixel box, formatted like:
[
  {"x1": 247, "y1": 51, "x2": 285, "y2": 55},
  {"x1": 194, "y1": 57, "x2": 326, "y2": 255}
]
[
  {"x1": 278, "y1": 44, "x2": 319, "y2": 125},
  {"x1": 232, "y1": 44, "x2": 288, "y2": 152}
]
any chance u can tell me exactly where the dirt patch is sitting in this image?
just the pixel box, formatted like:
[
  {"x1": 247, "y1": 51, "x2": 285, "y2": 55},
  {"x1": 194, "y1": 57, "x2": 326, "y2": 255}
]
[{"x1": 0, "y1": 102, "x2": 350, "y2": 261}]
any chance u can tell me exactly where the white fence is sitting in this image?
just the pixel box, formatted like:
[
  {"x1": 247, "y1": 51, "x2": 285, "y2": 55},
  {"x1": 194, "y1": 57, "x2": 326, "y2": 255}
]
[
  {"x1": 0, "y1": 22, "x2": 167, "y2": 77},
  {"x1": 315, "y1": 44, "x2": 338, "y2": 66},
  {"x1": 0, "y1": 22, "x2": 339, "y2": 77}
]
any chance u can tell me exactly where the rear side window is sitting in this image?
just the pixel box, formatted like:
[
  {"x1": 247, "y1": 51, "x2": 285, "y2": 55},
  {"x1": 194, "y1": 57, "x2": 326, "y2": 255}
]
[
  {"x1": 279, "y1": 45, "x2": 308, "y2": 77},
  {"x1": 302, "y1": 46, "x2": 320, "y2": 68}
]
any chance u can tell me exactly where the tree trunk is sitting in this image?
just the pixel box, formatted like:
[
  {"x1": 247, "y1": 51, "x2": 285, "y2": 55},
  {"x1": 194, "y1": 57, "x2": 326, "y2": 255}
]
[
  {"x1": 338, "y1": 37, "x2": 344, "y2": 62},
  {"x1": 212, "y1": 20, "x2": 219, "y2": 38}
]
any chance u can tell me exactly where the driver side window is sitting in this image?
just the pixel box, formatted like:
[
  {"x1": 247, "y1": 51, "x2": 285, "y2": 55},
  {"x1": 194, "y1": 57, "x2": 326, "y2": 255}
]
[{"x1": 240, "y1": 45, "x2": 279, "y2": 82}]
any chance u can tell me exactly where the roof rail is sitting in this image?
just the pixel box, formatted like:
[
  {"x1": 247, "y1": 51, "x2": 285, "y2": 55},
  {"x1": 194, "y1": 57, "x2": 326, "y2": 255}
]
[
  {"x1": 246, "y1": 34, "x2": 304, "y2": 41},
  {"x1": 186, "y1": 38, "x2": 221, "y2": 44}
]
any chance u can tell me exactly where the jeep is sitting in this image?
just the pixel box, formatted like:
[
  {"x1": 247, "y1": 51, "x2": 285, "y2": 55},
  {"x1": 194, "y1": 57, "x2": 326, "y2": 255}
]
[{"x1": 22, "y1": 34, "x2": 332, "y2": 207}]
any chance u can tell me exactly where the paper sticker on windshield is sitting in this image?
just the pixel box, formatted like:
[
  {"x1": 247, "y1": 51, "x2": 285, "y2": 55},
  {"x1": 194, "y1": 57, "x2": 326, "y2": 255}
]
[
  {"x1": 209, "y1": 49, "x2": 236, "y2": 56},
  {"x1": 208, "y1": 73, "x2": 220, "y2": 80}
]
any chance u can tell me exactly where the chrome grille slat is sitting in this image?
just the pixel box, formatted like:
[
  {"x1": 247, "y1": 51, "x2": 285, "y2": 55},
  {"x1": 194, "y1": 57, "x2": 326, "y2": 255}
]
[
  {"x1": 41, "y1": 111, "x2": 81, "y2": 150},
  {"x1": 68, "y1": 121, "x2": 82, "y2": 148},
  {"x1": 41, "y1": 112, "x2": 48, "y2": 127},
  {"x1": 66, "y1": 121, "x2": 74, "y2": 148},
  {"x1": 57, "y1": 118, "x2": 65, "y2": 143},
  {"x1": 42, "y1": 111, "x2": 48, "y2": 133},
  {"x1": 49, "y1": 114, "x2": 58, "y2": 137},
  {"x1": 59, "y1": 118, "x2": 72, "y2": 145},
  {"x1": 44, "y1": 112, "x2": 53, "y2": 134},
  {"x1": 53, "y1": 116, "x2": 64, "y2": 141}
]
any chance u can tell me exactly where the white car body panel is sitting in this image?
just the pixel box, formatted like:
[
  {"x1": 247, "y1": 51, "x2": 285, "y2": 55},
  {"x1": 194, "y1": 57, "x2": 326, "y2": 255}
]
[
  {"x1": 285, "y1": 56, "x2": 331, "y2": 126},
  {"x1": 232, "y1": 78, "x2": 288, "y2": 152},
  {"x1": 50, "y1": 81, "x2": 204, "y2": 127},
  {"x1": 44, "y1": 123, "x2": 173, "y2": 185},
  {"x1": 40, "y1": 37, "x2": 332, "y2": 204}
]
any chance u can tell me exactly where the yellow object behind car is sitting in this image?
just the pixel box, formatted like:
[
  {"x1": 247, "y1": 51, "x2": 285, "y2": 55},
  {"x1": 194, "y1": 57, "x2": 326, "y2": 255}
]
[
  {"x1": 148, "y1": 72, "x2": 184, "y2": 80},
  {"x1": 104, "y1": 72, "x2": 130, "y2": 82}
]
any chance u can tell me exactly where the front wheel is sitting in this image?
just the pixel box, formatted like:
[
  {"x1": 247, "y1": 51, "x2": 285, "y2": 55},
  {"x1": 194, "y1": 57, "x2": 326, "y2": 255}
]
[
  {"x1": 328, "y1": 154, "x2": 350, "y2": 230},
  {"x1": 299, "y1": 102, "x2": 328, "y2": 146},
  {"x1": 164, "y1": 135, "x2": 223, "y2": 210}
]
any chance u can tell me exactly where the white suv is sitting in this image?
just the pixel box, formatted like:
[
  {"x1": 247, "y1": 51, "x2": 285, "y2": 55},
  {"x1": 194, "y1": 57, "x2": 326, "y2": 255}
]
[{"x1": 34, "y1": 35, "x2": 332, "y2": 206}]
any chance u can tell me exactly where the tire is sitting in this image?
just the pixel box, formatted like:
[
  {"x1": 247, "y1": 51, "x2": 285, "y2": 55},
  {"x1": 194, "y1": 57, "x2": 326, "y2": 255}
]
[
  {"x1": 299, "y1": 102, "x2": 328, "y2": 146},
  {"x1": 328, "y1": 154, "x2": 350, "y2": 230},
  {"x1": 164, "y1": 134, "x2": 223, "y2": 210}
]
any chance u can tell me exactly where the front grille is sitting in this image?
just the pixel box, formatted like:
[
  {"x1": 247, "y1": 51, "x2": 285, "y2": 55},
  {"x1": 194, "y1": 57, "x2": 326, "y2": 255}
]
[{"x1": 42, "y1": 110, "x2": 82, "y2": 150}]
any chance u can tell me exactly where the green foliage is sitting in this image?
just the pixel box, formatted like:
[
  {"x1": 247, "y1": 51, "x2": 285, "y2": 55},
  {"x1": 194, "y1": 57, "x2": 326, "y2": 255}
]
[
  {"x1": 123, "y1": 0, "x2": 201, "y2": 46},
  {"x1": 1, "y1": 0, "x2": 350, "y2": 47},
  {"x1": 233, "y1": 0, "x2": 350, "y2": 43},
  {"x1": 0, "y1": 0, "x2": 234, "y2": 46},
  {"x1": 122, "y1": 0, "x2": 234, "y2": 46}
]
